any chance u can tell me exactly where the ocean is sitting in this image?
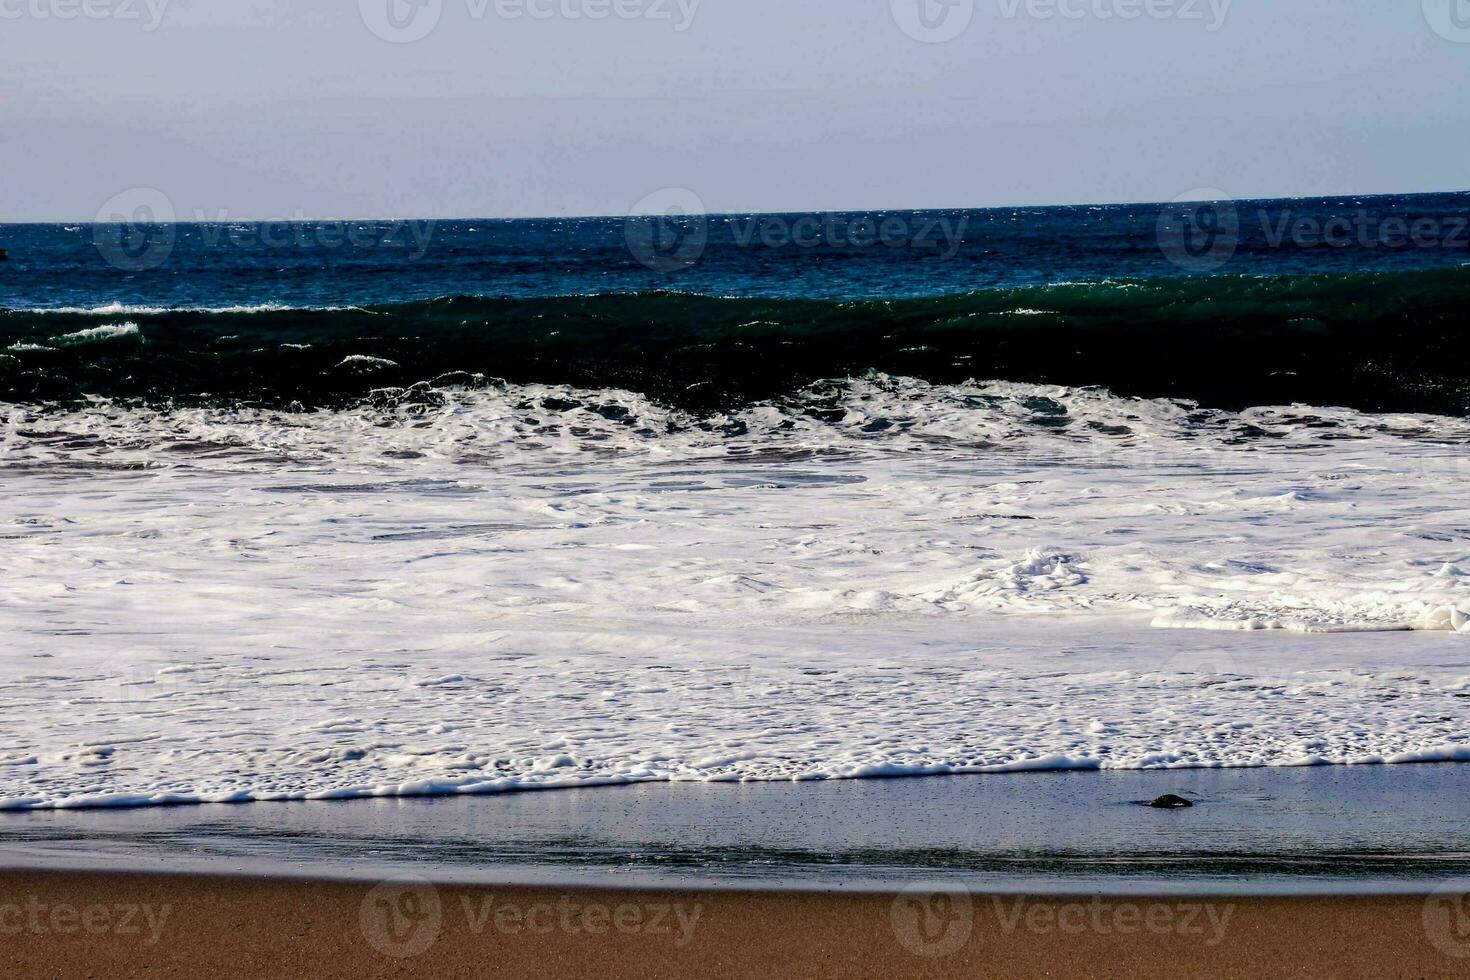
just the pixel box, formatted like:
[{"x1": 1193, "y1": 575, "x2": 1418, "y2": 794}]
[{"x1": 1, "y1": 193, "x2": 1468, "y2": 809}]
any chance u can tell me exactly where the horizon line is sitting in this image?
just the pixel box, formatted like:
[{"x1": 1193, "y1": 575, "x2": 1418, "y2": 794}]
[{"x1": 4, "y1": 189, "x2": 1469, "y2": 227}]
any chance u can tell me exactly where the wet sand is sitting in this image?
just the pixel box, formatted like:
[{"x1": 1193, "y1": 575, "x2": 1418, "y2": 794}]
[
  {"x1": 5, "y1": 766, "x2": 1470, "y2": 891},
  {"x1": 2, "y1": 869, "x2": 1467, "y2": 979}
]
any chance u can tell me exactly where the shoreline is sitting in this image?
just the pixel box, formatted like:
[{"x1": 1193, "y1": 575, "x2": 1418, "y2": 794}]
[
  {"x1": 0, "y1": 860, "x2": 1461, "y2": 898},
  {"x1": 5, "y1": 766, "x2": 1468, "y2": 895},
  {"x1": 3, "y1": 869, "x2": 1467, "y2": 979},
  {"x1": 4, "y1": 755, "x2": 1470, "y2": 815}
]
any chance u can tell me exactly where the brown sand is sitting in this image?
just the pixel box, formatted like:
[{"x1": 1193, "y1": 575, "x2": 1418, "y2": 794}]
[{"x1": 1, "y1": 869, "x2": 1467, "y2": 979}]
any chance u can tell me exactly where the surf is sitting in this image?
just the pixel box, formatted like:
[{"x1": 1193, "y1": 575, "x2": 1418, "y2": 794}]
[{"x1": 2, "y1": 265, "x2": 1469, "y2": 414}]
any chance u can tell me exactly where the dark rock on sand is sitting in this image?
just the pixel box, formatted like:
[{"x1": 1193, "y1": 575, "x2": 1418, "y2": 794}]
[{"x1": 1147, "y1": 794, "x2": 1194, "y2": 809}]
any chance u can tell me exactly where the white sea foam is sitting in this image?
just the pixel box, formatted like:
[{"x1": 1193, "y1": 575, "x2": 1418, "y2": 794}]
[
  {"x1": 52, "y1": 322, "x2": 141, "y2": 345},
  {"x1": 1, "y1": 377, "x2": 1467, "y2": 809},
  {"x1": 336, "y1": 355, "x2": 399, "y2": 370},
  {"x1": 16, "y1": 303, "x2": 350, "y2": 315}
]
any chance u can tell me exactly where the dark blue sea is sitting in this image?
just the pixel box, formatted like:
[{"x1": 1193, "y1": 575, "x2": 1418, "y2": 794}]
[{"x1": 2, "y1": 192, "x2": 1468, "y2": 413}]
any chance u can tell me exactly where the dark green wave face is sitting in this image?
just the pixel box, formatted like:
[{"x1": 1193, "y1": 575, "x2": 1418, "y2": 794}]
[{"x1": 3, "y1": 266, "x2": 1469, "y2": 414}]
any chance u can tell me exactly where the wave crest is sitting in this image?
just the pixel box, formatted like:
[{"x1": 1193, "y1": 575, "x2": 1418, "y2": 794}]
[{"x1": 3, "y1": 267, "x2": 1469, "y2": 413}]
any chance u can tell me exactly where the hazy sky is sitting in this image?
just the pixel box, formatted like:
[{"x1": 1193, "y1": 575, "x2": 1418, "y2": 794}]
[{"x1": 3, "y1": 0, "x2": 1468, "y2": 220}]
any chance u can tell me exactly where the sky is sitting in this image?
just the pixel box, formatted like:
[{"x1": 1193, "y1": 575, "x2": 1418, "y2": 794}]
[{"x1": 2, "y1": 0, "x2": 1468, "y2": 220}]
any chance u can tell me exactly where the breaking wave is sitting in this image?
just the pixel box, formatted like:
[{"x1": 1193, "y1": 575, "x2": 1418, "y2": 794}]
[{"x1": 3, "y1": 267, "x2": 1469, "y2": 414}]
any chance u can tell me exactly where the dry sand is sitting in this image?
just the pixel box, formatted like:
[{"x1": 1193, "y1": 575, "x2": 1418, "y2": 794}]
[{"x1": 3, "y1": 869, "x2": 1468, "y2": 978}]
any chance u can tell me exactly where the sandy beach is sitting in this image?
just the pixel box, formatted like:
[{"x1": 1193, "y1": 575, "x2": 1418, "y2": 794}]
[{"x1": 3, "y1": 869, "x2": 1467, "y2": 979}]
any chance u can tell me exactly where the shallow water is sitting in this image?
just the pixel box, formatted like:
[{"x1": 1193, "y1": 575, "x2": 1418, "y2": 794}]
[{"x1": 4, "y1": 767, "x2": 1469, "y2": 892}]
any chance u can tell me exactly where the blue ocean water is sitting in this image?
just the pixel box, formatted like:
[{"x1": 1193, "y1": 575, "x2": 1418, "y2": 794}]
[
  {"x1": 2, "y1": 193, "x2": 1467, "y2": 309},
  {"x1": 1, "y1": 192, "x2": 1468, "y2": 412}
]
